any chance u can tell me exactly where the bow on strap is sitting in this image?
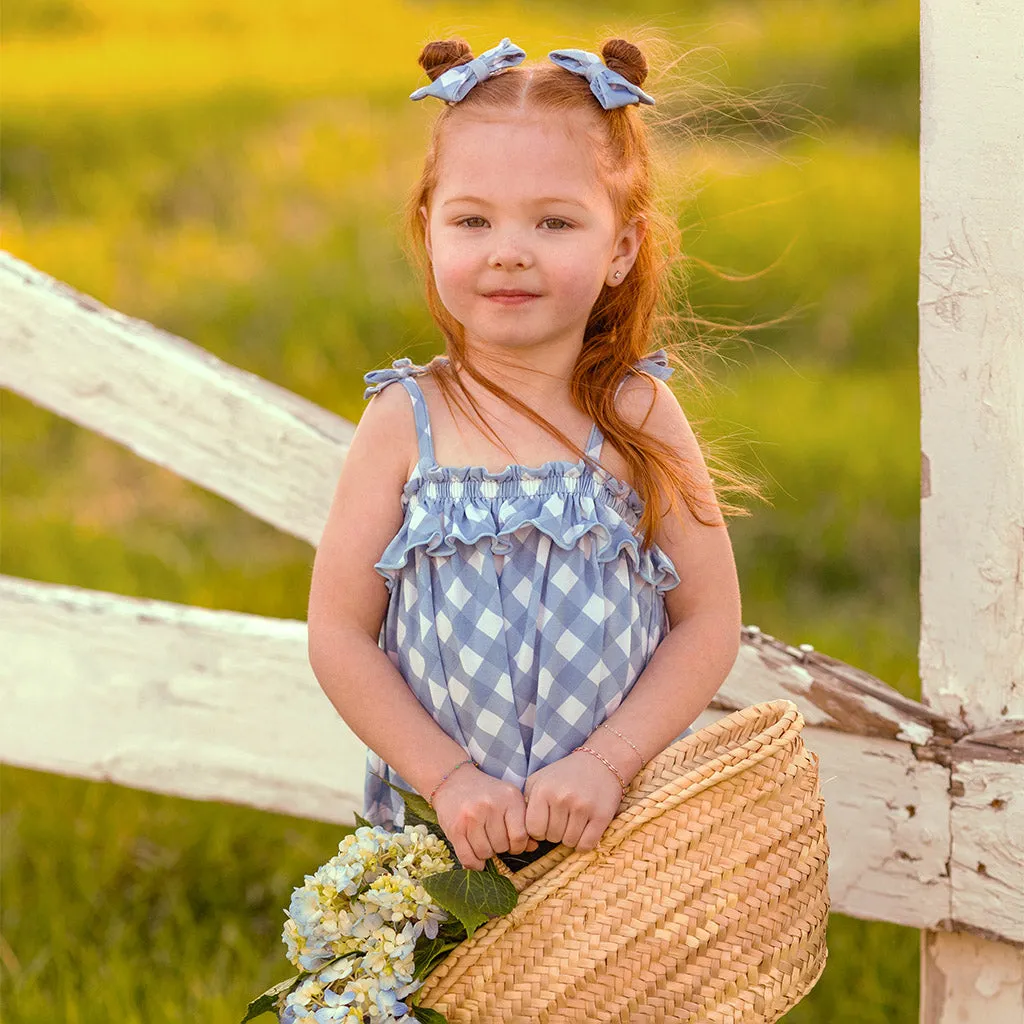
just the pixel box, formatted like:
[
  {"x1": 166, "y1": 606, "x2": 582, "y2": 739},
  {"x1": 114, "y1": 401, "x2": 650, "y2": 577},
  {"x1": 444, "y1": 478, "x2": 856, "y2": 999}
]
[
  {"x1": 410, "y1": 37, "x2": 527, "y2": 103},
  {"x1": 636, "y1": 348, "x2": 674, "y2": 380},
  {"x1": 548, "y1": 48, "x2": 655, "y2": 109}
]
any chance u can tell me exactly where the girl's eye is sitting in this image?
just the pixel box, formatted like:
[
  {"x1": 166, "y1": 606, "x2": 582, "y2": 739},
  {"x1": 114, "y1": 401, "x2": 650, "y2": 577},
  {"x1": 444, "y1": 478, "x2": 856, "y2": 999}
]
[{"x1": 454, "y1": 217, "x2": 572, "y2": 230}]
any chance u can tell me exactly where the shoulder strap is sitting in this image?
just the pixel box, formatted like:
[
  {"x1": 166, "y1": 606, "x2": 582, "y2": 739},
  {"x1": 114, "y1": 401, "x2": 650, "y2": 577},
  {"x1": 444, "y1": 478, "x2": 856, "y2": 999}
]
[
  {"x1": 398, "y1": 377, "x2": 436, "y2": 466},
  {"x1": 584, "y1": 421, "x2": 605, "y2": 461},
  {"x1": 613, "y1": 347, "x2": 674, "y2": 400},
  {"x1": 589, "y1": 350, "x2": 675, "y2": 461},
  {"x1": 362, "y1": 358, "x2": 436, "y2": 465}
]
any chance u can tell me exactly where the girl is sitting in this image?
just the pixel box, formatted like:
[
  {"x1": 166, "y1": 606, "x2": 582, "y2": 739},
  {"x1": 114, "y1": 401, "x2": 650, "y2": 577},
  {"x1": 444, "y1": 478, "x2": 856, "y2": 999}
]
[{"x1": 307, "y1": 36, "x2": 743, "y2": 872}]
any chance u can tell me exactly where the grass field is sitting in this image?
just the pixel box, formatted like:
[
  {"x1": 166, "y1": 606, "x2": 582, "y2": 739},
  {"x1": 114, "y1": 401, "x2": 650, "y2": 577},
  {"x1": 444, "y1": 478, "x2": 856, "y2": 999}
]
[{"x1": 3, "y1": 1, "x2": 922, "y2": 1019}]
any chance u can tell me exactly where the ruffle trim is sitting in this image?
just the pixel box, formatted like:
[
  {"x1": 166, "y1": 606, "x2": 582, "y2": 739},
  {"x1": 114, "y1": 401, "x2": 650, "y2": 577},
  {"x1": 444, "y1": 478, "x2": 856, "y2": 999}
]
[
  {"x1": 374, "y1": 462, "x2": 681, "y2": 594},
  {"x1": 365, "y1": 349, "x2": 681, "y2": 594}
]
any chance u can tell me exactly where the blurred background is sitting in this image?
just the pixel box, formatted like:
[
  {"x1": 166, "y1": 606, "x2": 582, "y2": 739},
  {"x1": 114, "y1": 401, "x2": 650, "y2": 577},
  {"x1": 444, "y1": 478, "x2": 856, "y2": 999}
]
[{"x1": 1, "y1": 0, "x2": 921, "y2": 1020}]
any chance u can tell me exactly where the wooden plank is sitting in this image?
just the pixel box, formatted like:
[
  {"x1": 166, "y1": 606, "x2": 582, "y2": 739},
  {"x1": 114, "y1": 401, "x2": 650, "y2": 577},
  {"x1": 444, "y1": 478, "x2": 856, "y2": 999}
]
[
  {"x1": 0, "y1": 574, "x2": 367, "y2": 826},
  {"x1": 812, "y1": 726, "x2": 950, "y2": 932},
  {"x1": 724, "y1": 627, "x2": 965, "y2": 745},
  {"x1": 0, "y1": 252, "x2": 969, "y2": 749},
  {"x1": 948, "y1": 757, "x2": 1024, "y2": 945},
  {"x1": 922, "y1": 935, "x2": 1024, "y2": 1023},
  {"x1": 0, "y1": 250, "x2": 353, "y2": 547},
  {"x1": 919, "y1": 0, "x2": 1024, "y2": 1015},
  {"x1": 1, "y1": 573, "x2": 1014, "y2": 941}
]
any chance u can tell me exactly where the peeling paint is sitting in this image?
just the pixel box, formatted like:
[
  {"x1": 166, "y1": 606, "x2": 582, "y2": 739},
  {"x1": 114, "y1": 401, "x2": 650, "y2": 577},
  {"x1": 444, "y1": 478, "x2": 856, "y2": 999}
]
[
  {"x1": 787, "y1": 665, "x2": 814, "y2": 688},
  {"x1": 899, "y1": 721, "x2": 936, "y2": 745}
]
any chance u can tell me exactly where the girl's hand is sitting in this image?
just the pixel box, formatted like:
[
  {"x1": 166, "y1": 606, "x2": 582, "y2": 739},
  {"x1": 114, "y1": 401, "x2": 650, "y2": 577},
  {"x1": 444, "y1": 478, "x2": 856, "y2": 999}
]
[
  {"x1": 522, "y1": 751, "x2": 624, "y2": 852},
  {"x1": 430, "y1": 766, "x2": 539, "y2": 871}
]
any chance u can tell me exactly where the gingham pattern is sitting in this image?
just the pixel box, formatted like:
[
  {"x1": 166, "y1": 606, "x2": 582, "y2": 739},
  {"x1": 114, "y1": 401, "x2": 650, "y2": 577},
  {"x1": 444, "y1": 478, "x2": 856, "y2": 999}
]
[{"x1": 361, "y1": 352, "x2": 689, "y2": 828}]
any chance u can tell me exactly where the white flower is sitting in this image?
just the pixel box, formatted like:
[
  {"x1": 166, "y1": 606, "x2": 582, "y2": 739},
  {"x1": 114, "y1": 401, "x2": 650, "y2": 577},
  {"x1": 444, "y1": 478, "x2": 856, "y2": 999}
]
[
  {"x1": 362, "y1": 922, "x2": 419, "y2": 978},
  {"x1": 319, "y1": 956, "x2": 358, "y2": 985},
  {"x1": 289, "y1": 885, "x2": 324, "y2": 928},
  {"x1": 278, "y1": 822, "x2": 457, "y2": 1020}
]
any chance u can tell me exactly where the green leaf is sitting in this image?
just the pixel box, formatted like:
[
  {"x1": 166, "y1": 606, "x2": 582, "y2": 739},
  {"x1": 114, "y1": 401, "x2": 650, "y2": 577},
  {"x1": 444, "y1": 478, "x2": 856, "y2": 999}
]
[
  {"x1": 404, "y1": 803, "x2": 444, "y2": 836},
  {"x1": 413, "y1": 931, "x2": 465, "y2": 981},
  {"x1": 352, "y1": 811, "x2": 374, "y2": 829},
  {"x1": 409, "y1": 1003, "x2": 450, "y2": 1023},
  {"x1": 240, "y1": 974, "x2": 303, "y2": 1022},
  {"x1": 372, "y1": 771, "x2": 439, "y2": 825},
  {"x1": 420, "y1": 868, "x2": 518, "y2": 939},
  {"x1": 436, "y1": 918, "x2": 468, "y2": 944}
]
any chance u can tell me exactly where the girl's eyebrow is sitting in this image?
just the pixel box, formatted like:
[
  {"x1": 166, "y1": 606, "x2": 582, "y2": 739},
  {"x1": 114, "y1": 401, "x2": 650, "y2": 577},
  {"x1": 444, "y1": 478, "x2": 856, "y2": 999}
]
[{"x1": 441, "y1": 195, "x2": 590, "y2": 209}]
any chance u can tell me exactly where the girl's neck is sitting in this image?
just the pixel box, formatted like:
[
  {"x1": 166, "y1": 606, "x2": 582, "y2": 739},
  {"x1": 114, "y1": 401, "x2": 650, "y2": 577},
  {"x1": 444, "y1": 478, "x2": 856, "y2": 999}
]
[{"x1": 451, "y1": 341, "x2": 582, "y2": 407}]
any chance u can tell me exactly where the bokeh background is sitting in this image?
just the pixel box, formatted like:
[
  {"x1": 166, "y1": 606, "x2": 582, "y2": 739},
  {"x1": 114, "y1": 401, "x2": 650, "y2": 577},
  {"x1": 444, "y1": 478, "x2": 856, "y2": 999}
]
[{"x1": 2, "y1": 0, "x2": 921, "y2": 1020}]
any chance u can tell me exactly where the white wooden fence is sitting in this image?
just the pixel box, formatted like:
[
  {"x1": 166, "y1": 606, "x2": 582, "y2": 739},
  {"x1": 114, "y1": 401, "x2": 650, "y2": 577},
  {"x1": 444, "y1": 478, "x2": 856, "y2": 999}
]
[
  {"x1": 1, "y1": 1, "x2": 1022, "y2": 1018},
  {"x1": 917, "y1": 0, "x2": 1024, "y2": 1016}
]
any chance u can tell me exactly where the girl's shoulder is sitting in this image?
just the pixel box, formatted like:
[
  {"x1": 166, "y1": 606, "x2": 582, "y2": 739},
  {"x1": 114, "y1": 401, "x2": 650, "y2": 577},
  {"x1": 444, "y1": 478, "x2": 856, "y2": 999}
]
[
  {"x1": 615, "y1": 348, "x2": 678, "y2": 411},
  {"x1": 363, "y1": 356, "x2": 441, "y2": 401},
  {"x1": 616, "y1": 370, "x2": 690, "y2": 456}
]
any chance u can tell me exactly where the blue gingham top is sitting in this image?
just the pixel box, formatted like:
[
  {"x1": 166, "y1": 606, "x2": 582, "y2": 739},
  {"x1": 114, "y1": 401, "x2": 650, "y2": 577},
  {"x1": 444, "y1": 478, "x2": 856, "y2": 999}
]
[{"x1": 361, "y1": 350, "x2": 686, "y2": 828}]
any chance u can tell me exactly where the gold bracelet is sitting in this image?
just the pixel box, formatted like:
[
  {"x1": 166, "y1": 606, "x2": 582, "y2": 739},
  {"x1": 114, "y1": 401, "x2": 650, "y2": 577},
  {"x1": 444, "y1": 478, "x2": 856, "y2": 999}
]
[
  {"x1": 574, "y1": 745, "x2": 628, "y2": 797},
  {"x1": 429, "y1": 757, "x2": 478, "y2": 806},
  {"x1": 599, "y1": 721, "x2": 647, "y2": 769}
]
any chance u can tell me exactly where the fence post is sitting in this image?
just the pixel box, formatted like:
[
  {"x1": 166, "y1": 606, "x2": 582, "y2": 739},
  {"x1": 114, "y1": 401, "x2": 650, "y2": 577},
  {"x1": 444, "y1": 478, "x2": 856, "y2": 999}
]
[{"x1": 919, "y1": 0, "x2": 1024, "y2": 1019}]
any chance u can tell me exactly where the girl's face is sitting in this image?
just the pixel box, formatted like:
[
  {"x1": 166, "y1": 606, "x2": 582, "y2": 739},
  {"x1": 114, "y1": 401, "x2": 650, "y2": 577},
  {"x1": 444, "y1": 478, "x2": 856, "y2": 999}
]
[{"x1": 421, "y1": 113, "x2": 645, "y2": 358}]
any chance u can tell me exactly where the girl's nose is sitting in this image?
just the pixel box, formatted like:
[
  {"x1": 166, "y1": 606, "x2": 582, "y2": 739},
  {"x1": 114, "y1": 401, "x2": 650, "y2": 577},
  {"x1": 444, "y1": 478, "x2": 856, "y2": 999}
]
[{"x1": 487, "y1": 237, "x2": 534, "y2": 270}]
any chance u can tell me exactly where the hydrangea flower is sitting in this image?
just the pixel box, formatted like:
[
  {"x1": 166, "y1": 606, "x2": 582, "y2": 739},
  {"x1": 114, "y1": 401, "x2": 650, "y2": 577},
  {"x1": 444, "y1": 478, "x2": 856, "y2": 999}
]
[{"x1": 274, "y1": 824, "x2": 455, "y2": 1023}]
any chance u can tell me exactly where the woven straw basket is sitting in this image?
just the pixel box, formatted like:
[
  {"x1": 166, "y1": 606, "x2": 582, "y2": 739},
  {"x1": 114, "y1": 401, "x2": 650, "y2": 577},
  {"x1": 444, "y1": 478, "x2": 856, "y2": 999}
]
[{"x1": 416, "y1": 699, "x2": 829, "y2": 1023}]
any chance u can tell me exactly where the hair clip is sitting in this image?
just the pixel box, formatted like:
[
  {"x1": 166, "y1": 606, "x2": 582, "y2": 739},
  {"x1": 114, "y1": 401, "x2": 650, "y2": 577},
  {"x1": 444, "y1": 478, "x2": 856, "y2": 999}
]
[
  {"x1": 410, "y1": 37, "x2": 527, "y2": 104},
  {"x1": 548, "y1": 47, "x2": 655, "y2": 109}
]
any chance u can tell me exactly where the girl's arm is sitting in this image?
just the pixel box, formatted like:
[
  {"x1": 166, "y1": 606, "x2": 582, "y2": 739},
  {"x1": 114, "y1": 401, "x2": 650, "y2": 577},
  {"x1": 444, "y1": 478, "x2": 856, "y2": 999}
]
[
  {"x1": 581, "y1": 376, "x2": 743, "y2": 778},
  {"x1": 307, "y1": 380, "x2": 470, "y2": 801}
]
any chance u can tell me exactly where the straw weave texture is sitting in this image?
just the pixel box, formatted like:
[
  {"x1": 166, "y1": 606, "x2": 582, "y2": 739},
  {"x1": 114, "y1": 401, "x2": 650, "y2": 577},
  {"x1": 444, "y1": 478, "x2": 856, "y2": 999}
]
[{"x1": 417, "y1": 700, "x2": 829, "y2": 1022}]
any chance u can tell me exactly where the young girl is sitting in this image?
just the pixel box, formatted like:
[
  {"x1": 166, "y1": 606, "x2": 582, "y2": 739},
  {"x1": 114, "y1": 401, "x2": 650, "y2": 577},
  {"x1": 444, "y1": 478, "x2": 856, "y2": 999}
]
[{"x1": 307, "y1": 35, "x2": 743, "y2": 873}]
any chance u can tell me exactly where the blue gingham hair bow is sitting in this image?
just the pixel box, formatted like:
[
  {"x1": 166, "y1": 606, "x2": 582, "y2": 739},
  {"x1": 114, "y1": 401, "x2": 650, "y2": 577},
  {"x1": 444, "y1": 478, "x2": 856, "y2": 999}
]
[
  {"x1": 410, "y1": 37, "x2": 527, "y2": 103},
  {"x1": 548, "y1": 47, "x2": 655, "y2": 109}
]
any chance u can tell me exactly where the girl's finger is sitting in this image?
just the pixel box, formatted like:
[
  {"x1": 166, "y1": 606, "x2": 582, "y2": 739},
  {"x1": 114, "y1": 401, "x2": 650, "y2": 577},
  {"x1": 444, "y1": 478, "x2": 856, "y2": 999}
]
[
  {"x1": 452, "y1": 834, "x2": 484, "y2": 870},
  {"x1": 504, "y1": 806, "x2": 531, "y2": 855},
  {"x1": 560, "y1": 811, "x2": 589, "y2": 850},
  {"x1": 484, "y1": 811, "x2": 510, "y2": 857},
  {"x1": 524, "y1": 796, "x2": 549, "y2": 842},
  {"x1": 462, "y1": 820, "x2": 491, "y2": 869},
  {"x1": 544, "y1": 803, "x2": 570, "y2": 844},
  {"x1": 575, "y1": 816, "x2": 608, "y2": 853}
]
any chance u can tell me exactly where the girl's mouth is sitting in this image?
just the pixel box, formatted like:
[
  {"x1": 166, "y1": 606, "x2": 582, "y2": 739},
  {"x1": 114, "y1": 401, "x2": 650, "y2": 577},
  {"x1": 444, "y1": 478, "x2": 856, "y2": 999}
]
[{"x1": 485, "y1": 293, "x2": 540, "y2": 306}]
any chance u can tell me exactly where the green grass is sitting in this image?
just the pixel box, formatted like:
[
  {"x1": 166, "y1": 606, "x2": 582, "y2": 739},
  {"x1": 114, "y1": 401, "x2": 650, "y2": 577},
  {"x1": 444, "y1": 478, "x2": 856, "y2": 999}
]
[
  {"x1": 702, "y1": 362, "x2": 921, "y2": 695},
  {"x1": 1, "y1": 765, "x2": 345, "y2": 1023},
  {"x1": 1, "y1": 763, "x2": 919, "y2": 1024},
  {"x1": 2, "y1": 0, "x2": 924, "y2": 1020}
]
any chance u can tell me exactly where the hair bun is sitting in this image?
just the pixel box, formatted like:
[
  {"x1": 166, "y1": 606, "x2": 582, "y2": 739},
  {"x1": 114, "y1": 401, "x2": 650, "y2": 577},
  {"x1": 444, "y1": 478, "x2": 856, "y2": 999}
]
[
  {"x1": 418, "y1": 38, "x2": 475, "y2": 82},
  {"x1": 600, "y1": 38, "x2": 649, "y2": 88}
]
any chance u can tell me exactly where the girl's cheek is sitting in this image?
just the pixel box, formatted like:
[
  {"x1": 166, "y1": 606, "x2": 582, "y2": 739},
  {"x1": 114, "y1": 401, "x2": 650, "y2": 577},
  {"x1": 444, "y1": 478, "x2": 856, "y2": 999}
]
[
  {"x1": 436, "y1": 256, "x2": 477, "y2": 294},
  {"x1": 431, "y1": 261, "x2": 476, "y2": 318}
]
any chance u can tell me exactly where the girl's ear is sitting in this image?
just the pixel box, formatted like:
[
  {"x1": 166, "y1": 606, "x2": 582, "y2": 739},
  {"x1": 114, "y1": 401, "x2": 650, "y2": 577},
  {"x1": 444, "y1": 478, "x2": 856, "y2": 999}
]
[
  {"x1": 621, "y1": 215, "x2": 647, "y2": 260},
  {"x1": 607, "y1": 215, "x2": 647, "y2": 286},
  {"x1": 420, "y1": 205, "x2": 432, "y2": 260}
]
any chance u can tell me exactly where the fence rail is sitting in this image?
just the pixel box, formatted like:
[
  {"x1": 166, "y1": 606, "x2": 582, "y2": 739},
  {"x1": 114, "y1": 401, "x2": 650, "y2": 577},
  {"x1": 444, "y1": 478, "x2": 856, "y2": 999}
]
[{"x1": 2, "y1": 251, "x2": 1021, "y2": 952}]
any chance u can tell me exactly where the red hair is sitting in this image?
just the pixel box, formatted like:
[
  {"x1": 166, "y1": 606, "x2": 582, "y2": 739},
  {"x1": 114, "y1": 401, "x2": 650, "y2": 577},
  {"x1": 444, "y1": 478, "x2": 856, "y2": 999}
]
[{"x1": 403, "y1": 36, "x2": 761, "y2": 548}]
